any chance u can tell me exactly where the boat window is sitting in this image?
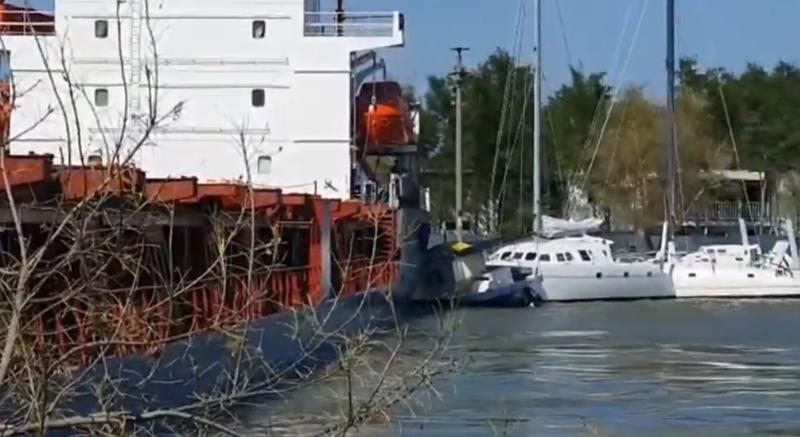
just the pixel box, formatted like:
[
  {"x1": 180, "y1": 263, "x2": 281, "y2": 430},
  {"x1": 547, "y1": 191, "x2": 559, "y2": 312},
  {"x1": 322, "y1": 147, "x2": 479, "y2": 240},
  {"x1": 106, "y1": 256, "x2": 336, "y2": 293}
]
[
  {"x1": 602, "y1": 250, "x2": 609, "y2": 257},
  {"x1": 95, "y1": 20, "x2": 108, "y2": 38},
  {"x1": 565, "y1": 252, "x2": 574, "y2": 261},
  {"x1": 257, "y1": 156, "x2": 272, "y2": 174},
  {"x1": 524, "y1": 252, "x2": 537, "y2": 261},
  {"x1": 94, "y1": 88, "x2": 109, "y2": 107},
  {"x1": 556, "y1": 253, "x2": 566, "y2": 262},
  {"x1": 717, "y1": 249, "x2": 727, "y2": 254},
  {"x1": 513, "y1": 252, "x2": 523, "y2": 260},
  {"x1": 578, "y1": 250, "x2": 592, "y2": 262},
  {"x1": 252, "y1": 89, "x2": 266, "y2": 107},
  {"x1": 500, "y1": 252, "x2": 512, "y2": 260},
  {"x1": 539, "y1": 254, "x2": 551, "y2": 262},
  {"x1": 252, "y1": 20, "x2": 266, "y2": 38}
]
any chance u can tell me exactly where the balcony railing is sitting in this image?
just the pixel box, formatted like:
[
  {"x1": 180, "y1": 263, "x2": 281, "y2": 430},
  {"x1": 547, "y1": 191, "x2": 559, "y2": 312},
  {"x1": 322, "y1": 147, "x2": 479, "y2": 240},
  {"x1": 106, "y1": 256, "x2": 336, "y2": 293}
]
[
  {"x1": 685, "y1": 201, "x2": 770, "y2": 223},
  {"x1": 304, "y1": 12, "x2": 401, "y2": 37},
  {"x1": 0, "y1": 9, "x2": 56, "y2": 36}
]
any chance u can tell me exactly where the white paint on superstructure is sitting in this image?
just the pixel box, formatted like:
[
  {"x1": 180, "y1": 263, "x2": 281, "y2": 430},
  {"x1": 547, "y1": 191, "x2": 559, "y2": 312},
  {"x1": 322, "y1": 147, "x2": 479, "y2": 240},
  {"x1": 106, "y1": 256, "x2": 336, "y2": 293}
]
[{"x1": 4, "y1": 0, "x2": 404, "y2": 199}]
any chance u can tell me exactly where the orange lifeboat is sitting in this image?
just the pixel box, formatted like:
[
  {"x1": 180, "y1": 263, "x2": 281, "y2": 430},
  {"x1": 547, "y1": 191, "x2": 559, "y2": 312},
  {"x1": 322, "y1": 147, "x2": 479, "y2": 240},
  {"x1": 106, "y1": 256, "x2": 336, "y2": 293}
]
[{"x1": 355, "y1": 81, "x2": 416, "y2": 154}]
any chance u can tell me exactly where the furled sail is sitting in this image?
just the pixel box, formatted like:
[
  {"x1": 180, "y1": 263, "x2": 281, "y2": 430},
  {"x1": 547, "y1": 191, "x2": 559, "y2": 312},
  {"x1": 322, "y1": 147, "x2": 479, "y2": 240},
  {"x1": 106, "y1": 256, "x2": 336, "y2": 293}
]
[{"x1": 541, "y1": 215, "x2": 603, "y2": 238}]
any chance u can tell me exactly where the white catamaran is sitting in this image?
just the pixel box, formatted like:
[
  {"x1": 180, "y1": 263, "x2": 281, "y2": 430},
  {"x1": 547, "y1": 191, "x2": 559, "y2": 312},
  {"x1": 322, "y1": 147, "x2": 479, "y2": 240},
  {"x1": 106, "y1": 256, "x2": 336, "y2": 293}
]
[
  {"x1": 487, "y1": 0, "x2": 673, "y2": 302},
  {"x1": 657, "y1": 0, "x2": 800, "y2": 298}
]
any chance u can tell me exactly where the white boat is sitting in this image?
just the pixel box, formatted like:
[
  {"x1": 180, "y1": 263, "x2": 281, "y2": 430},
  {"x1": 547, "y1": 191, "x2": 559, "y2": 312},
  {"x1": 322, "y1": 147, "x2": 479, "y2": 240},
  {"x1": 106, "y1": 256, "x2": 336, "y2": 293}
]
[
  {"x1": 488, "y1": 218, "x2": 673, "y2": 302},
  {"x1": 665, "y1": 220, "x2": 800, "y2": 298},
  {"x1": 655, "y1": 3, "x2": 800, "y2": 299},
  {"x1": 481, "y1": 0, "x2": 673, "y2": 303}
]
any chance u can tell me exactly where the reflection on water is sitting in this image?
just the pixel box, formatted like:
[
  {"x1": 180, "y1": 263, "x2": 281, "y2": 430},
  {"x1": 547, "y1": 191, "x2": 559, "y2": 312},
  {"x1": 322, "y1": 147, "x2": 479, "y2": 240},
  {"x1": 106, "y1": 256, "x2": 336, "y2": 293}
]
[{"x1": 239, "y1": 300, "x2": 800, "y2": 436}]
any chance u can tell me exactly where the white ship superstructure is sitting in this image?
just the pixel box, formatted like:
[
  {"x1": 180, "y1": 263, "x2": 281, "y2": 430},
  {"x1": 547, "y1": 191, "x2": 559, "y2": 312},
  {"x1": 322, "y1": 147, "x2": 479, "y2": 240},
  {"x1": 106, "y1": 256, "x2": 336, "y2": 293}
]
[{"x1": 3, "y1": 0, "x2": 405, "y2": 199}]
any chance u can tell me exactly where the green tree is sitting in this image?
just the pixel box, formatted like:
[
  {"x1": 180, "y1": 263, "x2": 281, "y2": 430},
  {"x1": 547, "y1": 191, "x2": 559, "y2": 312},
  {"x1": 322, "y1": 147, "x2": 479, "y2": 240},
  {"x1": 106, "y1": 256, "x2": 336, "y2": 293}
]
[{"x1": 416, "y1": 49, "x2": 611, "y2": 235}]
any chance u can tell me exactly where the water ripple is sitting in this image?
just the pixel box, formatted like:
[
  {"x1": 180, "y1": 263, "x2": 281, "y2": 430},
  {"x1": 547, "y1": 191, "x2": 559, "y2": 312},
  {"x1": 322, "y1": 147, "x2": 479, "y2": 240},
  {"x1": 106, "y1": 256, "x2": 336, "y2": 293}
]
[{"x1": 240, "y1": 300, "x2": 800, "y2": 436}]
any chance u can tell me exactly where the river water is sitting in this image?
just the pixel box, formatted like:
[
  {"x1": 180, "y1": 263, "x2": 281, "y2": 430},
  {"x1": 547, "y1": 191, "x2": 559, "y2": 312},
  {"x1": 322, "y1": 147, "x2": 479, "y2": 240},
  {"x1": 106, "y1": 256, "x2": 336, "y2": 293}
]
[{"x1": 240, "y1": 300, "x2": 800, "y2": 436}]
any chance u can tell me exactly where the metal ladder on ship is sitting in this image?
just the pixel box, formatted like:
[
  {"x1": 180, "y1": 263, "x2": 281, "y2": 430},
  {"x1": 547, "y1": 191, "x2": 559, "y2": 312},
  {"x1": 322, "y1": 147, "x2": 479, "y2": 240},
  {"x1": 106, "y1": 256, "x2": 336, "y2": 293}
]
[{"x1": 128, "y1": 0, "x2": 144, "y2": 124}]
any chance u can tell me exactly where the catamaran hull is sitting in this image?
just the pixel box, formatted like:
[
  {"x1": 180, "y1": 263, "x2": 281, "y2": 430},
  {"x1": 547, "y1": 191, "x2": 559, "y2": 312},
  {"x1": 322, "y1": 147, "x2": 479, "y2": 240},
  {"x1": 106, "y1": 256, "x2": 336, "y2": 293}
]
[
  {"x1": 672, "y1": 268, "x2": 800, "y2": 298},
  {"x1": 537, "y1": 265, "x2": 674, "y2": 302}
]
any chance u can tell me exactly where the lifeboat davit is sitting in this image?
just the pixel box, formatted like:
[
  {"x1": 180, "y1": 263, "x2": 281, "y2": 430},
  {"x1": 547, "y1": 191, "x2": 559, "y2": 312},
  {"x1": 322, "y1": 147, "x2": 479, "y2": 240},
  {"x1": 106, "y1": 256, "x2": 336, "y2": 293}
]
[
  {"x1": 355, "y1": 81, "x2": 416, "y2": 154},
  {"x1": 0, "y1": 82, "x2": 9, "y2": 142}
]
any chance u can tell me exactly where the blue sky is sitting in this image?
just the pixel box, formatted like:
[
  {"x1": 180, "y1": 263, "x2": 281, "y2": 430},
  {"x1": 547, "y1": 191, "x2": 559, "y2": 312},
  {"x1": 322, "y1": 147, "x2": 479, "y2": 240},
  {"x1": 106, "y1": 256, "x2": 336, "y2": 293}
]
[
  {"x1": 350, "y1": 0, "x2": 800, "y2": 99},
  {"x1": 20, "y1": 0, "x2": 800, "y2": 99}
]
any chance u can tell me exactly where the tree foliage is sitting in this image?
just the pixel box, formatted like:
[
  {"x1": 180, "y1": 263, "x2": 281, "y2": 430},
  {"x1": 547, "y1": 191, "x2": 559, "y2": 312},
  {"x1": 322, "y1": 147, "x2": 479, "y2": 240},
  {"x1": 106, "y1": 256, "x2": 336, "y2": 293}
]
[
  {"x1": 679, "y1": 58, "x2": 800, "y2": 171},
  {"x1": 414, "y1": 50, "x2": 800, "y2": 233}
]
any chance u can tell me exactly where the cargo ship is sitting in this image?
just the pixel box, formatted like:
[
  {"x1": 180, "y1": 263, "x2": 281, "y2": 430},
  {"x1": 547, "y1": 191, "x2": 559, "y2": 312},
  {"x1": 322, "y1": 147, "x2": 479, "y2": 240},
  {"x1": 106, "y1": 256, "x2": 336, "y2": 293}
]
[{"x1": 0, "y1": 0, "x2": 439, "y2": 428}]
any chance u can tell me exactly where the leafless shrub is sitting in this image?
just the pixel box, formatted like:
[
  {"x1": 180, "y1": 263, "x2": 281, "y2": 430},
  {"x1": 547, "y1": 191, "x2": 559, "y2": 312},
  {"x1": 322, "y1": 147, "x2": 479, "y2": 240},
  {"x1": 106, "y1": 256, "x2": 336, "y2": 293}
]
[{"x1": 0, "y1": 2, "x2": 457, "y2": 436}]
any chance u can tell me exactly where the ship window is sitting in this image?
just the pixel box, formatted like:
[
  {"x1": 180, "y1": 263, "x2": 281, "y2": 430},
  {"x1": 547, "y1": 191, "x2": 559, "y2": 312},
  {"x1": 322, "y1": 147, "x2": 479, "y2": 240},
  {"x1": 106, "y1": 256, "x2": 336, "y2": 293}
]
[
  {"x1": 251, "y1": 89, "x2": 265, "y2": 107},
  {"x1": 524, "y1": 252, "x2": 537, "y2": 261},
  {"x1": 565, "y1": 252, "x2": 574, "y2": 261},
  {"x1": 688, "y1": 273, "x2": 696, "y2": 278},
  {"x1": 513, "y1": 252, "x2": 523, "y2": 260},
  {"x1": 539, "y1": 254, "x2": 551, "y2": 262},
  {"x1": 717, "y1": 249, "x2": 727, "y2": 254},
  {"x1": 94, "y1": 88, "x2": 109, "y2": 107},
  {"x1": 623, "y1": 272, "x2": 629, "y2": 278},
  {"x1": 252, "y1": 20, "x2": 266, "y2": 38},
  {"x1": 257, "y1": 156, "x2": 272, "y2": 174},
  {"x1": 556, "y1": 253, "x2": 566, "y2": 262},
  {"x1": 747, "y1": 273, "x2": 755, "y2": 278},
  {"x1": 578, "y1": 250, "x2": 591, "y2": 262},
  {"x1": 500, "y1": 252, "x2": 512, "y2": 260},
  {"x1": 95, "y1": 20, "x2": 108, "y2": 38}
]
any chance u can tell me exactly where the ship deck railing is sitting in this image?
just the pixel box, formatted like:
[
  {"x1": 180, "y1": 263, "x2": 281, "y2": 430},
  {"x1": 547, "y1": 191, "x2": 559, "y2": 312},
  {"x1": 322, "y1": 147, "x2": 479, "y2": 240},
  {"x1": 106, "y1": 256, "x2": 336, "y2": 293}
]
[
  {"x1": 304, "y1": 11, "x2": 402, "y2": 38},
  {"x1": 0, "y1": 8, "x2": 56, "y2": 36}
]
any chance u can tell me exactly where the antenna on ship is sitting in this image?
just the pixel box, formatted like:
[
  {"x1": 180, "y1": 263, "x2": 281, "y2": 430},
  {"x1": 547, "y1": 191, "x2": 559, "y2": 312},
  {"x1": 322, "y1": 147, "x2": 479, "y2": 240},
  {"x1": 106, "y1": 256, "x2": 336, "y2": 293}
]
[
  {"x1": 450, "y1": 46, "x2": 469, "y2": 242},
  {"x1": 532, "y1": 0, "x2": 542, "y2": 234}
]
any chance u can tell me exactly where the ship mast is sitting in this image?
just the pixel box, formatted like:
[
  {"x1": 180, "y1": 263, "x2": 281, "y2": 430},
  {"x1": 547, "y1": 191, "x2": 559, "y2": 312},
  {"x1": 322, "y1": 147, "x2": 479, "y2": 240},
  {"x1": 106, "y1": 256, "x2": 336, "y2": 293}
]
[
  {"x1": 532, "y1": 0, "x2": 542, "y2": 234},
  {"x1": 665, "y1": 0, "x2": 677, "y2": 231}
]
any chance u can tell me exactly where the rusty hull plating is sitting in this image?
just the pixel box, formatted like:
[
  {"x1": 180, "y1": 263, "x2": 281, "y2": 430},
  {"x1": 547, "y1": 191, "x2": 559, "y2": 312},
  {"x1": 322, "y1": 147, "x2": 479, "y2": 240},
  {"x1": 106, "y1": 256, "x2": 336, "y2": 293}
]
[{"x1": 0, "y1": 152, "x2": 400, "y2": 369}]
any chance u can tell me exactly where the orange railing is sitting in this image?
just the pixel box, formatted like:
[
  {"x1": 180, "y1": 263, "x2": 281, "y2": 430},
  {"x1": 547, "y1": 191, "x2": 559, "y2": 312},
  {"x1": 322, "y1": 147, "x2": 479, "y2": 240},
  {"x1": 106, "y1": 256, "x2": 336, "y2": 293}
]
[{"x1": 0, "y1": 8, "x2": 56, "y2": 36}]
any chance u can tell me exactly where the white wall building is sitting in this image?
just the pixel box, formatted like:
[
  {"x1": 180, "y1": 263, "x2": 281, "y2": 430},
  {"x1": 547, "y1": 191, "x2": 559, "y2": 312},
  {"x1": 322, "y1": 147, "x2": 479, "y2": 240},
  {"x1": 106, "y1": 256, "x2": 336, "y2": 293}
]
[{"x1": 4, "y1": 0, "x2": 404, "y2": 199}]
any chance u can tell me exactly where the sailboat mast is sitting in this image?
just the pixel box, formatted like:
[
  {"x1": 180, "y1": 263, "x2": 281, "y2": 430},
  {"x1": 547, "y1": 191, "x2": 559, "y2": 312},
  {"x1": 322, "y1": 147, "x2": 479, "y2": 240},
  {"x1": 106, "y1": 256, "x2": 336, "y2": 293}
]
[
  {"x1": 532, "y1": 0, "x2": 542, "y2": 233},
  {"x1": 665, "y1": 0, "x2": 677, "y2": 227},
  {"x1": 451, "y1": 47, "x2": 468, "y2": 242}
]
